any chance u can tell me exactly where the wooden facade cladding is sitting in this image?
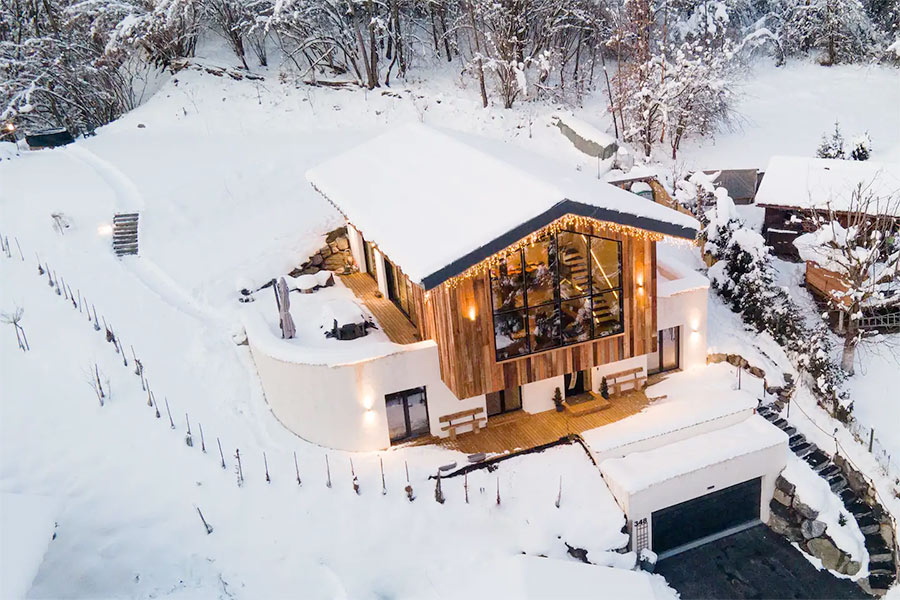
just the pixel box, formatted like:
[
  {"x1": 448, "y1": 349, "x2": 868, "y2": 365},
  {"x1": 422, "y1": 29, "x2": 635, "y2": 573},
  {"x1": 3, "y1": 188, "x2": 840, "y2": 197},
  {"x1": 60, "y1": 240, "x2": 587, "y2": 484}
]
[
  {"x1": 421, "y1": 226, "x2": 658, "y2": 400},
  {"x1": 805, "y1": 260, "x2": 851, "y2": 307}
]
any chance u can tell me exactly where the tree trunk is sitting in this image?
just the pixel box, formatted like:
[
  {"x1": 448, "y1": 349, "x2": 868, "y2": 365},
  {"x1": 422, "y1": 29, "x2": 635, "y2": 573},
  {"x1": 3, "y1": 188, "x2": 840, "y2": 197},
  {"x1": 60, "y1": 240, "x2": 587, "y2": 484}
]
[
  {"x1": 841, "y1": 334, "x2": 856, "y2": 375},
  {"x1": 466, "y1": 1, "x2": 488, "y2": 108}
]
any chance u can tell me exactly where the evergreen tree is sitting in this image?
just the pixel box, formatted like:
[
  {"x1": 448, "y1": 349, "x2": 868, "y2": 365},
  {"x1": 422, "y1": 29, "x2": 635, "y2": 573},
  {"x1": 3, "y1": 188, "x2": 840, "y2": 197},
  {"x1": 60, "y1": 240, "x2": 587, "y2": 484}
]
[
  {"x1": 816, "y1": 121, "x2": 846, "y2": 159},
  {"x1": 777, "y1": 0, "x2": 878, "y2": 64},
  {"x1": 849, "y1": 132, "x2": 872, "y2": 160}
]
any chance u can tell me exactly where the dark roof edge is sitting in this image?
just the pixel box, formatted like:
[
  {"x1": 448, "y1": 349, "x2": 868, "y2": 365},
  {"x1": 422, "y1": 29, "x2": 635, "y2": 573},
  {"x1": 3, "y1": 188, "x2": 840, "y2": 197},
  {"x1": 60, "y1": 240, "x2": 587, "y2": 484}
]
[{"x1": 421, "y1": 199, "x2": 698, "y2": 290}]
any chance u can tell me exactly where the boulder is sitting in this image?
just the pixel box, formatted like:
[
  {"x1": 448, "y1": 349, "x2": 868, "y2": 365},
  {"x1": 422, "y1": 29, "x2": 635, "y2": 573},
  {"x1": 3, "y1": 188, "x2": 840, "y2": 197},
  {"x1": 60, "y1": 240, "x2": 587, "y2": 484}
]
[
  {"x1": 773, "y1": 488, "x2": 793, "y2": 507},
  {"x1": 320, "y1": 245, "x2": 332, "y2": 258},
  {"x1": 842, "y1": 559, "x2": 861, "y2": 576},
  {"x1": 807, "y1": 537, "x2": 843, "y2": 571},
  {"x1": 311, "y1": 253, "x2": 324, "y2": 266},
  {"x1": 801, "y1": 519, "x2": 827, "y2": 540},
  {"x1": 794, "y1": 500, "x2": 819, "y2": 520},
  {"x1": 769, "y1": 498, "x2": 800, "y2": 524},
  {"x1": 707, "y1": 353, "x2": 728, "y2": 364},
  {"x1": 769, "y1": 514, "x2": 803, "y2": 542},
  {"x1": 336, "y1": 236, "x2": 350, "y2": 251},
  {"x1": 325, "y1": 226, "x2": 347, "y2": 244},
  {"x1": 775, "y1": 476, "x2": 796, "y2": 497},
  {"x1": 748, "y1": 365, "x2": 766, "y2": 379}
]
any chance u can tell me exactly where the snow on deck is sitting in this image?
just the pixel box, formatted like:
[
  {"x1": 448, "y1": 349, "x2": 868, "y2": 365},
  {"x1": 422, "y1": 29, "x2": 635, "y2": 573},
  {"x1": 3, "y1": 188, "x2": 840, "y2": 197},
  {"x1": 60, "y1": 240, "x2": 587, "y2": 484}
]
[
  {"x1": 582, "y1": 363, "x2": 758, "y2": 458},
  {"x1": 240, "y1": 276, "x2": 426, "y2": 366},
  {"x1": 657, "y1": 245, "x2": 709, "y2": 297},
  {"x1": 0, "y1": 493, "x2": 56, "y2": 600},
  {"x1": 306, "y1": 123, "x2": 699, "y2": 285},
  {"x1": 755, "y1": 156, "x2": 900, "y2": 215},
  {"x1": 599, "y1": 415, "x2": 787, "y2": 494}
]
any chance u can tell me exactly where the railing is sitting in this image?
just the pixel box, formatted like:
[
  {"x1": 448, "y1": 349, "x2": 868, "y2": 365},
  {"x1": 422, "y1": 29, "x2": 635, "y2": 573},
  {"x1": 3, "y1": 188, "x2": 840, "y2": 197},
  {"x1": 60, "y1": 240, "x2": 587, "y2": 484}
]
[{"x1": 859, "y1": 311, "x2": 900, "y2": 331}]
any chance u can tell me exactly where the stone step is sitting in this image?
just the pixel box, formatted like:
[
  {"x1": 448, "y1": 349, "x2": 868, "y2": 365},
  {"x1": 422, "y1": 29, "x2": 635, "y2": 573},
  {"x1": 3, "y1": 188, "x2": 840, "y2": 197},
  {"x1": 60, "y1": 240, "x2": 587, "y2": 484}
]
[
  {"x1": 828, "y1": 474, "x2": 848, "y2": 493},
  {"x1": 772, "y1": 417, "x2": 788, "y2": 428},
  {"x1": 791, "y1": 442, "x2": 811, "y2": 456},
  {"x1": 794, "y1": 443, "x2": 817, "y2": 458},
  {"x1": 762, "y1": 411, "x2": 780, "y2": 422},
  {"x1": 838, "y1": 488, "x2": 855, "y2": 502},
  {"x1": 805, "y1": 450, "x2": 829, "y2": 469},
  {"x1": 868, "y1": 573, "x2": 896, "y2": 591},
  {"x1": 782, "y1": 425, "x2": 797, "y2": 436},
  {"x1": 847, "y1": 501, "x2": 872, "y2": 518},
  {"x1": 868, "y1": 560, "x2": 896, "y2": 576},
  {"x1": 856, "y1": 515, "x2": 881, "y2": 535},
  {"x1": 819, "y1": 464, "x2": 840, "y2": 478}
]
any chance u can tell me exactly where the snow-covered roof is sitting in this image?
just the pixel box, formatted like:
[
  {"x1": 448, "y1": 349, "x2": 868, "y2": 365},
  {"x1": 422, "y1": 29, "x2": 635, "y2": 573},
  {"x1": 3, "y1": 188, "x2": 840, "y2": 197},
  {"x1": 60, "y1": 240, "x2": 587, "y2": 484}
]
[
  {"x1": 755, "y1": 156, "x2": 900, "y2": 216},
  {"x1": 599, "y1": 415, "x2": 787, "y2": 494},
  {"x1": 306, "y1": 124, "x2": 699, "y2": 289},
  {"x1": 657, "y1": 249, "x2": 709, "y2": 298},
  {"x1": 1, "y1": 493, "x2": 56, "y2": 600},
  {"x1": 552, "y1": 113, "x2": 618, "y2": 148}
]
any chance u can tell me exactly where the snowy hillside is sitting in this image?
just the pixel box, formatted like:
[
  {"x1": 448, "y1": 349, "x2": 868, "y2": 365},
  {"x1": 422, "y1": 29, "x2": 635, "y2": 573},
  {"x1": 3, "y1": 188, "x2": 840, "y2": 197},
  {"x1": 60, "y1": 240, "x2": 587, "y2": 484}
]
[{"x1": 2, "y1": 50, "x2": 899, "y2": 599}]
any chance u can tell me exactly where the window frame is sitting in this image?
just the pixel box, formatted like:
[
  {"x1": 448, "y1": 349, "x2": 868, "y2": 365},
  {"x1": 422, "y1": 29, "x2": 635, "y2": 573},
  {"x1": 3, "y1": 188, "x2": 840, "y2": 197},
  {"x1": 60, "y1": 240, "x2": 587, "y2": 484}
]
[{"x1": 489, "y1": 230, "x2": 624, "y2": 363}]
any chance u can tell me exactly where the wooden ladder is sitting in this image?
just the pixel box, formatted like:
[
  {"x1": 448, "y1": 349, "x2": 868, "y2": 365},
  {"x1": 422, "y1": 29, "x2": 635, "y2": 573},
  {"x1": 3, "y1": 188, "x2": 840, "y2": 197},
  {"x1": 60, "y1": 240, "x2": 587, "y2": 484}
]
[{"x1": 113, "y1": 212, "x2": 139, "y2": 257}]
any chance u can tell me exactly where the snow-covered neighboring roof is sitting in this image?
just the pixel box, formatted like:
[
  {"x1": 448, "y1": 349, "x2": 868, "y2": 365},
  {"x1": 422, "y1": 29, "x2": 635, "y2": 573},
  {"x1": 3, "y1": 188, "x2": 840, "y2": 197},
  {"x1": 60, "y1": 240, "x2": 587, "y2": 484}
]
[
  {"x1": 306, "y1": 124, "x2": 699, "y2": 289},
  {"x1": 0, "y1": 493, "x2": 56, "y2": 600},
  {"x1": 599, "y1": 415, "x2": 787, "y2": 494},
  {"x1": 755, "y1": 156, "x2": 900, "y2": 216},
  {"x1": 552, "y1": 113, "x2": 618, "y2": 148}
]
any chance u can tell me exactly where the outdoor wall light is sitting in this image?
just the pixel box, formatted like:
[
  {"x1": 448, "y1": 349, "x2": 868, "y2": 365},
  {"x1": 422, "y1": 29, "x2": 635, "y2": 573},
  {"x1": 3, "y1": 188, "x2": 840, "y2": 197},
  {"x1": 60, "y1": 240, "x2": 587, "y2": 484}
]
[
  {"x1": 97, "y1": 224, "x2": 113, "y2": 236},
  {"x1": 467, "y1": 305, "x2": 477, "y2": 321}
]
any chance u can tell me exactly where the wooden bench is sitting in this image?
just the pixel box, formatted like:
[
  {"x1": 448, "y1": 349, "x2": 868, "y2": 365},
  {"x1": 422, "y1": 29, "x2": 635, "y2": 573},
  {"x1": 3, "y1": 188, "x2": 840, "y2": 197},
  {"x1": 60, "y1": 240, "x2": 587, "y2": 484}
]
[
  {"x1": 605, "y1": 367, "x2": 647, "y2": 398},
  {"x1": 439, "y1": 407, "x2": 487, "y2": 440}
]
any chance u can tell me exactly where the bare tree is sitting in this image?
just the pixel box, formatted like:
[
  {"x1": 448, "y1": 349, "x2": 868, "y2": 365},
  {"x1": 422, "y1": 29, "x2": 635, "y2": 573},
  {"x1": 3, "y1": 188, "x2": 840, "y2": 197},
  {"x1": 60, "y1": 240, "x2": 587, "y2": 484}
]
[
  {"x1": 795, "y1": 182, "x2": 900, "y2": 374},
  {"x1": 1, "y1": 306, "x2": 29, "y2": 351}
]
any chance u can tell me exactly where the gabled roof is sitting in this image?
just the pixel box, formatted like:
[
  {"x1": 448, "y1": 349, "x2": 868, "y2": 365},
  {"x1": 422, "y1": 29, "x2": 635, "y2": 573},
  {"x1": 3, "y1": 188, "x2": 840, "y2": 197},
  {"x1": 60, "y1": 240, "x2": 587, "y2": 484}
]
[
  {"x1": 755, "y1": 156, "x2": 900, "y2": 216},
  {"x1": 702, "y1": 169, "x2": 759, "y2": 200},
  {"x1": 306, "y1": 124, "x2": 699, "y2": 289}
]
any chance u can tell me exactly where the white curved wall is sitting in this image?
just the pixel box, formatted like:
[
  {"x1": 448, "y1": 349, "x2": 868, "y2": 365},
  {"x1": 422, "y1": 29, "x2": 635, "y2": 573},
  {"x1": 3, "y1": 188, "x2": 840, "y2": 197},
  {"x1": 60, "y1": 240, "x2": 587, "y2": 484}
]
[{"x1": 249, "y1": 339, "x2": 484, "y2": 451}]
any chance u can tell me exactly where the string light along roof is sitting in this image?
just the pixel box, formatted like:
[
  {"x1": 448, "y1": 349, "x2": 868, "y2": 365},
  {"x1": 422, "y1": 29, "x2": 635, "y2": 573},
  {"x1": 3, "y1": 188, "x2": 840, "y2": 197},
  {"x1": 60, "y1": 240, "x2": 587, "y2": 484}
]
[{"x1": 306, "y1": 123, "x2": 700, "y2": 291}]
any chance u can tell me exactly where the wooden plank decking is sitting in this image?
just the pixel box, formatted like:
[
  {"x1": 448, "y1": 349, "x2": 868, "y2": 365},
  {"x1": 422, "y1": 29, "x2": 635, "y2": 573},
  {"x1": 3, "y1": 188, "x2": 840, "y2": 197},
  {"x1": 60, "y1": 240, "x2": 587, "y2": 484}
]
[
  {"x1": 340, "y1": 272, "x2": 421, "y2": 345},
  {"x1": 410, "y1": 389, "x2": 651, "y2": 455}
]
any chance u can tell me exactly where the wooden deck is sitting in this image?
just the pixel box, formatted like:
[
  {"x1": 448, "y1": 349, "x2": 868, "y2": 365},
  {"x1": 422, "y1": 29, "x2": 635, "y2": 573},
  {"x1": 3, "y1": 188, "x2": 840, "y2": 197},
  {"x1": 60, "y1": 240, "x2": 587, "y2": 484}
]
[
  {"x1": 410, "y1": 389, "x2": 651, "y2": 455},
  {"x1": 340, "y1": 272, "x2": 421, "y2": 345}
]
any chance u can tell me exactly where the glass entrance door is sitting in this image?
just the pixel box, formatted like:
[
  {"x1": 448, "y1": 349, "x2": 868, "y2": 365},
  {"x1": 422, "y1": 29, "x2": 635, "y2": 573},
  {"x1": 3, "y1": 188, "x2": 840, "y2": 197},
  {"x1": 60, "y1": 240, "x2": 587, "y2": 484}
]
[
  {"x1": 486, "y1": 386, "x2": 523, "y2": 417},
  {"x1": 650, "y1": 326, "x2": 680, "y2": 374},
  {"x1": 564, "y1": 371, "x2": 586, "y2": 398},
  {"x1": 385, "y1": 387, "x2": 429, "y2": 443}
]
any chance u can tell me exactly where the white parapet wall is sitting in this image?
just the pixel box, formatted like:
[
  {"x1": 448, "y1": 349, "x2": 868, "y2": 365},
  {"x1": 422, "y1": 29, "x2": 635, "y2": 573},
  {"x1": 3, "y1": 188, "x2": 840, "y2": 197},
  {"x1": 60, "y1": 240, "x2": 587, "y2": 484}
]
[{"x1": 249, "y1": 338, "x2": 484, "y2": 451}]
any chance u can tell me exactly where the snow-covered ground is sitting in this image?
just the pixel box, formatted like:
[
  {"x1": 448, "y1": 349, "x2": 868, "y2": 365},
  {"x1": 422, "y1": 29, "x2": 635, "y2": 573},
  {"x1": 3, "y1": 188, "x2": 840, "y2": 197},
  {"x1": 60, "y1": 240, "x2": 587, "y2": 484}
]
[{"x1": 2, "y1": 52, "x2": 898, "y2": 597}]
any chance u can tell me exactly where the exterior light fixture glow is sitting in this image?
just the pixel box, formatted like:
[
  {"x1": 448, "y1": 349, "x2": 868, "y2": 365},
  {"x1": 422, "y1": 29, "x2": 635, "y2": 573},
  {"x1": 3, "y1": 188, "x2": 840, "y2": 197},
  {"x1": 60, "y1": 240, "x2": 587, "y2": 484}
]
[
  {"x1": 467, "y1": 305, "x2": 477, "y2": 321},
  {"x1": 97, "y1": 224, "x2": 113, "y2": 236}
]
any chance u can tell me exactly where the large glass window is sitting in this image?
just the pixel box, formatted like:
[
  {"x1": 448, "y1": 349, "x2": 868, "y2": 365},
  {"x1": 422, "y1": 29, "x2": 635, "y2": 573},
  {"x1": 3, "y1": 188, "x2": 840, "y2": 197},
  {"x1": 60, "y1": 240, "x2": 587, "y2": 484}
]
[{"x1": 489, "y1": 230, "x2": 624, "y2": 361}]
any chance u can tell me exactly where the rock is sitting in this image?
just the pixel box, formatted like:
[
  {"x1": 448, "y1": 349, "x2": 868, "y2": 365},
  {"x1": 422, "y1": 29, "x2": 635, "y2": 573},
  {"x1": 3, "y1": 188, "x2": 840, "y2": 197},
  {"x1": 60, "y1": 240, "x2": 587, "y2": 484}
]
[
  {"x1": 842, "y1": 560, "x2": 861, "y2": 576},
  {"x1": 775, "y1": 476, "x2": 796, "y2": 497},
  {"x1": 311, "y1": 253, "x2": 324, "y2": 266},
  {"x1": 749, "y1": 366, "x2": 766, "y2": 379},
  {"x1": 881, "y1": 522, "x2": 894, "y2": 547},
  {"x1": 336, "y1": 236, "x2": 350, "y2": 251},
  {"x1": 320, "y1": 245, "x2": 332, "y2": 258},
  {"x1": 325, "y1": 226, "x2": 347, "y2": 244},
  {"x1": 727, "y1": 354, "x2": 742, "y2": 366},
  {"x1": 769, "y1": 514, "x2": 803, "y2": 542},
  {"x1": 323, "y1": 255, "x2": 347, "y2": 271},
  {"x1": 783, "y1": 373, "x2": 794, "y2": 384},
  {"x1": 807, "y1": 537, "x2": 843, "y2": 571},
  {"x1": 773, "y1": 488, "x2": 793, "y2": 507},
  {"x1": 770, "y1": 498, "x2": 800, "y2": 524},
  {"x1": 801, "y1": 519, "x2": 827, "y2": 539},
  {"x1": 794, "y1": 500, "x2": 819, "y2": 520},
  {"x1": 707, "y1": 353, "x2": 728, "y2": 364}
]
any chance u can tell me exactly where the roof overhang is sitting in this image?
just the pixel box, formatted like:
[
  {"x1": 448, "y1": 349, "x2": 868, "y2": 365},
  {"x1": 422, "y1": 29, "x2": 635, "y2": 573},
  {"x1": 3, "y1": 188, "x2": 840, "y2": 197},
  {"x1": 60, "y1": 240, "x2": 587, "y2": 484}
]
[{"x1": 420, "y1": 199, "x2": 698, "y2": 290}]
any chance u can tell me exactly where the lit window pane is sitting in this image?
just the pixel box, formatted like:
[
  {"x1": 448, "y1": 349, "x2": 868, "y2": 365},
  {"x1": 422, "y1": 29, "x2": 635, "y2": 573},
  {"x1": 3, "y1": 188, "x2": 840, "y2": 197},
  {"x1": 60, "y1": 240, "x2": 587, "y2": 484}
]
[
  {"x1": 494, "y1": 310, "x2": 528, "y2": 360},
  {"x1": 490, "y1": 252, "x2": 524, "y2": 311},
  {"x1": 558, "y1": 232, "x2": 590, "y2": 299},
  {"x1": 524, "y1": 238, "x2": 556, "y2": 306},
  {"x1": 592, "y1": 291, "x2": 622, "y2": 338},
  {"x1": 528, "y1": 304, "x2": 560, "y2": 352},
  {"x1": 561, "y1": 297, "x2": 591, "y2": 343},
  {"x1": 591, "y1": 237, "x2": 621, "y2": 293}
]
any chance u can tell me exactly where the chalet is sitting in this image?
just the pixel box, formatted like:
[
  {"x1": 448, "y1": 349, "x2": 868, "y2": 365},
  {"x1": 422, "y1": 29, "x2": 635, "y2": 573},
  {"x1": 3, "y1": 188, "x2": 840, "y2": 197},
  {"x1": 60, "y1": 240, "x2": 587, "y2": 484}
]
[
  {"x1": 756, "y1": 156, "x2": 900, "y2": 258},
  {"x1": 245, "y1": 124, "x2": 789, "y2": 558}
]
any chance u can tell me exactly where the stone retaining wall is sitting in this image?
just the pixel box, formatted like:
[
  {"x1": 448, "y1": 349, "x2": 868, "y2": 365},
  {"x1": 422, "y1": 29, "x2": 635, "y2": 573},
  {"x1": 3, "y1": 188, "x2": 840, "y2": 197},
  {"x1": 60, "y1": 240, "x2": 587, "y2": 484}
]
[{"x1": 290, "y1": 226, "x2": 356, "y2": 276}]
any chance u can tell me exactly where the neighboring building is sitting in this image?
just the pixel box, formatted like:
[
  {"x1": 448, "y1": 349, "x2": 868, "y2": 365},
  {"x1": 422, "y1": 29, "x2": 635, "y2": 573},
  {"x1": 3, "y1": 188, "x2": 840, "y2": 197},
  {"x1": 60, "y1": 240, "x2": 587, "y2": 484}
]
[
  {"x1": 702, "y1": 169, "x2": 761, "y2": 205},
  {"x1": 552, "y1": 113, "x2": 618, "y2": 160},
  {"x1": 756, "y1": 156, "x2": 900, "y2": 258}
]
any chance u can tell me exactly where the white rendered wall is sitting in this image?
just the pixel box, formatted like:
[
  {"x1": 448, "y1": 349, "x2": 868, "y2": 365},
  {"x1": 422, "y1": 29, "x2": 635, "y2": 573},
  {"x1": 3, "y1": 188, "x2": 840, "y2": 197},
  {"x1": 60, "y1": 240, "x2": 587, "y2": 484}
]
[
  {"x1": 657, "y1": 287, "x2": 708, "y2": 371},
  {"x1": 604, "y1": 439, "x2": 787, "y2": 552},
  {"x1": 522, "y1": 375, "x2": 564, "y2": 413},
  {"x1": 347, "y1": 224, "x2": 366, "y2": 274},
  {"x1": 592, "y1": 355, "x2": 649, "y2": 391},
  {"x1": 249, "y1": 340, "x2": 486, "y2": 451}
]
